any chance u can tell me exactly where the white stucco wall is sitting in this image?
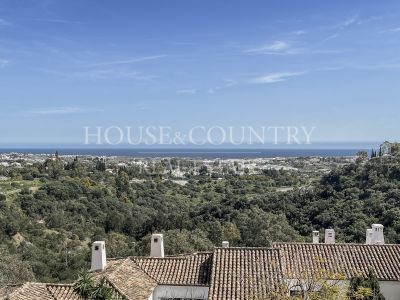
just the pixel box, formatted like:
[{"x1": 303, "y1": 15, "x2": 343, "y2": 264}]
[
  {"x1": 147, "y1": 280, "x2": 399, "y2": 299},
  {"x1": 151, "y1": 285, "x2": 209, "y2": 300},
  {"x1": 380, "y1": 281, "x2": 400, "y2": 300}
]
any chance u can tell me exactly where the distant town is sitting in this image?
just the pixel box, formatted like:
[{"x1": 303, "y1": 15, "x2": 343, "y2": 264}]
[{"x1": 0, "y1": 152, "x2": 355, "y2": 178}]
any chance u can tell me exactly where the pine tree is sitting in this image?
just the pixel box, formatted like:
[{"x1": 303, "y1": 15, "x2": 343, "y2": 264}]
[{"x1": 95, "y1": 158, "x2": 106, "y2": 172}]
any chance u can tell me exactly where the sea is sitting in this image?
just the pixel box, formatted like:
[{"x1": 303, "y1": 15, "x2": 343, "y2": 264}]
[{"x1": 0, "y1": 146, "x2": 377, "y2": 159}]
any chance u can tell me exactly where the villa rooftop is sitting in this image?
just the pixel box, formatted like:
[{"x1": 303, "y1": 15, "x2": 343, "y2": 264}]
[{"x1": 3, "y1": 229, "x2": 400, "y2": 300}]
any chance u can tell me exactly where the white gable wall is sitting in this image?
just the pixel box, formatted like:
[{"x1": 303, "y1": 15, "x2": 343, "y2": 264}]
[
  {"x1": 380, "y1": 281, "x2": 400, "y2": 300},
  {"x1": 151, "y1": 285, "x2": 209, "y2": 300}
]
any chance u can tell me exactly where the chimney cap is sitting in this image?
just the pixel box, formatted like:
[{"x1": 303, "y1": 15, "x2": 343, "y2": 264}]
[
  {"x1": 92, "y1": 241, "x2": 105, "y2": 250},
  {"x1": 371, "y1": 224, "x2": 385, "y2": 245},
  {"x1": 152, "y1": 233, "x2": 163, "y2": 241},
  {"x1": 222, "y1": 241, "x2": 229, "y2": 248},
  {"x1": 93, "y1": 240, "x2": 105, "y2": 245},
  {"x1": 372, "y1": 224, "x2": 384, "y2": 228},
  {"x1": 312, "y1": 230, "x2": 320, "y2": 244}
]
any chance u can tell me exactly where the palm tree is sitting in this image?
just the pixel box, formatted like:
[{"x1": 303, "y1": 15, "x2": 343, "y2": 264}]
[
  {"x1": 73, "y1": 272, "x2": 94, "y2": 299},
  {"x1": 90, "y1": 277, "x2": 113, "y2": 300},
  {"x1": 73, "y1": 274, "x2": 113, "y2": 300}
]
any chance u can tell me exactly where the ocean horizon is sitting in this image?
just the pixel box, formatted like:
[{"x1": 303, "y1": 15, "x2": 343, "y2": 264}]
[{"x1": 0, "y1": 147, "x2": 375, "y2": 159}]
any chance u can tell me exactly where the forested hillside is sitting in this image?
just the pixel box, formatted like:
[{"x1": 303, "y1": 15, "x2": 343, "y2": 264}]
[{"x1": 1, "y1": 153, "x2": 400, "y2": 286}]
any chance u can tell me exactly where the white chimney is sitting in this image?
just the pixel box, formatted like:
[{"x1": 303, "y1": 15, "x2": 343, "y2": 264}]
[
  {"x1": 324, "y1": 229, "x2": 335, "y2": 244},
  {"x1": 91, "y1": 241, "x2": 106, "y2": 271},
  {"x1": 371, "y1": 224, "x2": 385, "y2": 245},
  {"x1": 151, "y1": 233, "x2": 164, "y2": 258},
  {"x1": 366, "y1": 228, "x2": 373, "y2": 244},
  {"x1": 222, "y1": 241, "x2": 229, "y2": 248},
  {"x1": 312, "y1": 231, "x2": 320, "y2": 244}
]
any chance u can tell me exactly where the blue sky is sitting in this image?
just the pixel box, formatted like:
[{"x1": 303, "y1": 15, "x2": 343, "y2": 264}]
[{"x1": 0, "y1": 0, "x2": 400, "y2": 145}]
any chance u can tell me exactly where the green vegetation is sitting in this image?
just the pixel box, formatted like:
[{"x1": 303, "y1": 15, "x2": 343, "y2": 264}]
[
  {"x1": 269, "y1": 270, "x2": 384, "y2": 300},
  {"x1": 0, "y1": 153, "x2": 400, "y2": 285},
  {"x1": 349, "y1": 270, "x2": 385, "y2": 300},
  {"x1": 73, "y1": 273, "x2": 113, "y2": 300}
]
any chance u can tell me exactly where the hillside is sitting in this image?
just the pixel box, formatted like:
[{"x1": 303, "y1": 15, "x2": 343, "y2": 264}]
[{"x1": 0, "y1": 153, "x2": 399, "y2": 285}]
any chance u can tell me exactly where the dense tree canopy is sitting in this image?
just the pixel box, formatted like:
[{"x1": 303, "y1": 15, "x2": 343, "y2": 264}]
[{"x1": 0, "y1": 154, "x2": 400, "y2": 284}]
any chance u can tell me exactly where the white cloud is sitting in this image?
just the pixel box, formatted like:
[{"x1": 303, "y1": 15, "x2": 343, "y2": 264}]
[
  {"x1": 87, "y1": 55, "x2": 167, "y2": 67},
  {"x1": 207, "y1": 88, "x2": 215, "y2": 94},
  {"x1": 244, "y1": 39, "x2": 350, "y2": 55},
  {"x1": 380, "y1": 27, "x2": 400, "y2": 33},
  {"x1": 177, "y1": 89, "x2": 197, "y2": 94},
  {"x1": 249, "y1": 71, "x2": 307, "y2": 84},
  {"x1": 264, "y1": 41, "x2": 289, "y2": 51},
  {"x1": 356, "y1": 15, "x2": 384, "y2": 25},
  {"x1": 29, "y1": 107, "x2": 103, "y2": 115},
  {"x1": 321, "y1": 34, "x2": 340, "y2": 43},
  {"x1": 333, "y1": 15, "x2": 383, "y2": 29},
  {"x1": 291, "y1": 30, "x2": 307, "y2": 36},
  {"x1": 40, "y1": 68, "x2": 156, "y2": 80},
  {"x1": 243, "y1": 41, "x2": 295, "y2": 55},
  {"x1": 24, "y1": 18, "x2": 85, "y2": 25},
  {"x1": 208, "y1": 79, "x2": 237, "y2": 94},
  {"x1": 134, "y1": 103, "x2": 152, "y2": 111},
  {"x1": 0, "y1": 59, "x2": 9, "y2": 68},
  {"x1": 354, "y1": 62, "x2": 400, "y2": 70},
  {"x1": 310, "y1": 48, "x2": 351, "y2": 54},
  {"x1": 73, "y1": 69, "x2": 155, "y2": 80},
  {"x1": 0, "y1": 18, "x2": 12, "y2": 26},
  {"x1": 335, "y1": 15, "x2": 358, "y2": 29},
  {"x1": 317, "y1": 66, "x2": 345, "y2": 72}
]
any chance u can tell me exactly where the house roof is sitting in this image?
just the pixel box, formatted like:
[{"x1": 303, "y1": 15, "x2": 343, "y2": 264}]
[
  {"x1": 91, "y1": 258, "x2": 157, "y2": 300},
  {"x1": 0, "y1": 280, "x2": 127, "y2": 300},
  {"x1": 89, "y1": 252, "x2": 212, "y2": 299},
  {"x1": 0, "y1": 283, "x2": 78, "y2": 300},
  {"x1": 45, "y1": 284, "x2": 81, "y2": 300},
  {"x1": 0, "y1": 283, "x2": 54, "y2": 300},
  {"x1": 274, "y1": 243, "x2": 400, "y2": 281},
  {"x1": 208, "y1": 247, "x2": 283, "y2": 300},
  {"x1": 3, "y1": 243, "x2": 400, "y2": 300},
  {"x1": 132, "y1": 252, "x2": 213, "y2": 286},
  {"x1": 0, "y1": 252, "x2": 212, "y2": 300}
]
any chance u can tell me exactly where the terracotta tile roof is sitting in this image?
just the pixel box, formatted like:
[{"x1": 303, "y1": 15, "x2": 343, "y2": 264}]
[
  {"x1": 132, "y1": 252, "x2": 213, "y2": 286},
  {"x1": 88, "y1": 253, "x2": 212, "y2": 299},
  {"x1": 46, "y1": 284, "x2": 80, "y2": 299},
  {"x1": 0, "y1": 283, "x2": 54, "y2": 300},
  {"x1": 92, "y1": 258, "x2": 157, "y2": 300},
  {"x1": 5, "y1": 243, "x2": 400, "y2": 300},
  {"x1": 0, "y1": 281, "x2": 127, "y2": 300},
  {"x1": 0, "y1": 286, "x2": 20, "y2": 299},
  {"x1": 274, "y1": 243, "x2": 400, "y2": 281},
  {"x1": 208, "y1": 247, "x2": 283, "y2": 300}
]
